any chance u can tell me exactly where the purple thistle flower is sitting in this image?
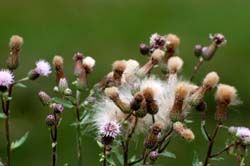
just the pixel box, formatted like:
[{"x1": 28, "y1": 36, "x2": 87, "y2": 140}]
[
  {"x1": 0, "y1": 69, "x2": 14, "y2": 88},
  {"x1": 236, "y1": 127, "x2": 250, "y2": 140},
  {"x1": 100, "y1": 121, "x2": 120, "y2": 138},
  {"x1": 35, "y1": 60, "x2": 51, "y2": 76},
  {"x1": 52, "y1": 103, "x2": 64, "y2": 114}
]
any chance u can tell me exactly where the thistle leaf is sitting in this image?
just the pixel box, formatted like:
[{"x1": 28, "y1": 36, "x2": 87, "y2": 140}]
[
  {"x1": 52, "y1": 97, "x2": 74, "y2": 109},
  {"x1": 160, "y1": 151, "x2": 176, "y2": 159},
  {"x1": 11, "y1": 131, "x2": 29, "y2": 150},
  {"x1": 0, "y1": 113, "x2": 7, "y2": 119},
  {"x1": 14, "y1": 83, "x2": 27, "y2": 88}
]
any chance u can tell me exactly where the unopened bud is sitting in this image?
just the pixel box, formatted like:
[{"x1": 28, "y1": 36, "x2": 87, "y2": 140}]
[
  {"x1": 194, "y1": 44, "x2": 203, "y2": 57},
  {"x1": 58, "y1": 78, "x2": 68, "y2": 92},
  {"x1": 149, "y1": 151, "x2": 159, "y2": 161},
  {"x1": 38, "y1": 91, "x2": 52, "y2": 105},
  {"x1": 45, "y1": 114, "x2": 56, "y2": 127},
  {"x1": 52, "y1": 103, "x2": 64, "y2": 114},
  {"x1": 139, "y1": 43, "x2": 150, "y2": 55},
  {"x1": 64, "y1": 88, "x2": 72, "y2": 96}
]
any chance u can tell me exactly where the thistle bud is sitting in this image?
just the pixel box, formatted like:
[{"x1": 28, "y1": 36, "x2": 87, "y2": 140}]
[
  {"x1": 38, "y1": 91, "x2": 52, "y2": 105},
  {"x1": 58, "y1": 78, "x2": 68, "y2": 92},
  {"x1": 194, "y1": 44, "x2": 203, "y2": 57},
  {"x1": 139, "y1": 43, "x2": 150, "y2": 55},
  {"x1": 52, "y1": 103, "x2": 64, "y2": 114},
  {"x1": 64, "y1": 88, "x2": 72, "y2": 96},
  {"x1": 73, "y1": 52, "x2": 84, "y2": 76},
  {"x1": 149, "y1": 151, "x2": 159, "y2": 161},
  {"x1": 214, "y1": 84, "x2": 238, "y2": 122},
  {"x1": 45, "y1": 114, "x2": 56, "y2": 127},
  {"x1": 7, "y1": 35, "x2": 23, "y2": 70},
  {"x1": 195, "y1": 100, "x2": 207, "y2": 112}
]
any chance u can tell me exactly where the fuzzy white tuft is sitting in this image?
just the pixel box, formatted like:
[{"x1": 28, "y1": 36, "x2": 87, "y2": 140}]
[
  {"x1": 83, "y1": 56, "x2": 96, "y2": 69},
  {"x1": 167, "y1": 56, "x2": 183, "y2": 73},
  {"x1": 203, "y1": 71, "x2": 219, "y2": 88}
]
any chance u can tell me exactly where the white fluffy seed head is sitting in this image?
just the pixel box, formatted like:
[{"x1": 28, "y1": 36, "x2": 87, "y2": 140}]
[
  {"x1": 165, "y1": 33, "x2": 180, "y2": 49},
  {"x1": 215, "y1": 84, "x2": 238, "y2": 105},
  {"x1": 112, "y1": 60, "x2": 126, "y2": 72},
  {"x1": 53, "y1": 55, "x2": 64, "y2": 67},
  {"x1": 82, "y1": 56, "x2": 96, "y2": 69},
  {"x1": 151, "y1": 49, "x2": 165, "y2": 62},
  {"x1": 167, "y1": 56, "x2": 183, "y2": 73},
  {"x1": 122, "y1": 59, "x2": 140, "y2": 84},
  {"x1": 175, "y1": 82, "x2": 190, "y2": 99},
  {"x1": 203, "y1": 71, "x2": 219, "y2": 88}
]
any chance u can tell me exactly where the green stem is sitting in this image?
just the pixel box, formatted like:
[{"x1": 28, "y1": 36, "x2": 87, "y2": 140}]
[{"x1": 76, "y1": 90, "x2": 82, "y2": 166}]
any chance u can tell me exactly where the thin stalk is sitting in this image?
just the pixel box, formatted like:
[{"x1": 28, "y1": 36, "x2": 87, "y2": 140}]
[
  {"x1": 204, "y1": 123, "x2": 221, "y2": 166},
  {"x1": 75, "y1": 90, "x2": 82, "y2": 166},
  {"x1": 189, "y1": 57, "x2": 204, "y2": 81},
  {"x1": 210, "y1": 142, "x2": 239, "y2": 158},
  {"x1": 103, "y1": 145, "x2": 107, "y2": 166},
  {"x1": 124, "y1": 116, "x2": 138, "y2": 166},
  {"x1": 51, "y1": 113, "x2": 58, "y2": 166}
]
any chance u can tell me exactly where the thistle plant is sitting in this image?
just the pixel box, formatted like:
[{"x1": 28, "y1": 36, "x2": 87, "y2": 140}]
[
  {"x1": 0, "y1": 35, "x2": 51, "y2": 166},
  {"x1": 86, "y1": 32, "x2": 247, "y2": 166},
  {"x1": 38, "y1": 53, "x2": 96, "y2": 166}
]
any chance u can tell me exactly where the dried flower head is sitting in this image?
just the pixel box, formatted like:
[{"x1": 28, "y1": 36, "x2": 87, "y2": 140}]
[
  {"x1": 0, "y1": 69, "x2": 14, "y2": 89},
  {"x1": 181, "y1": 128, "x2": 195, "y2": 141},
  {"x1": 165, "y1": 33, "x2": 180, "y2": 49},
  {"x1": 100, "y1": 121, "x2": 120, "y2": 138},
  {"x1": 215, "y1": 84, "x2": 238, "y2": 105},
  {"x1": 82, "y1": 56, "x2": 96, "y2": 73},
  {"x1": 175, "y1": 82, "x2": 189, "y2": 99},
  {"x1": 142, "y1": 87, "x2": 154, "y2": 102},
  {"x1": 112, "y1": 60, "x2": 126, "y2": 73},
  {"x1": 35, "y1": 60, "x2": 52, "y2": 76},
  {"x1": 167, "y1": 56, "x2": 183, "y2": 74},
  {"x1": 9, "y1": 35, "x2": 23, "y2": 49},
  {"x1": 53, "y1": 55, "x2": 64, "y2": 67},
  {"x1": 203, "y1": 71, "x2": 219, "y2": 89},
  {"x1": 151, "y1": 49, "x2": 165, "y2": 63},
  {"x1": 104, "y1": 87, "x2": 119, "y2": 99},
  {"x1": 122, "y1": 59, "x2": 139, "y2": 84},
  {"x1": 209, "y1": 33, "x2": 226, "y2": 47}
]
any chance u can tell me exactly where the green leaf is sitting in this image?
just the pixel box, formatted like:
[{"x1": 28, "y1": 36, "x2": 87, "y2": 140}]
[
  {"x1": 14, "y1": 83, "x2": 27, "y2": 88},
  {"x1": 211, "y1": 157, "x2": 224, "y2": 161},
  {"x1": 192, "y1": 151, "x2": 200, "y2": 166},
  {"x1": 201, "y1": 120, "x2": 209, "y2": 141},
  {"x1": 52, "y1": 97, "x2": 74, "y2": 109},
  {"x1": 160, "y1": 151, "x2": 176, "y2": 159},
  {"x1": 0, "y1": 113, "x2": 7, "y2": 119},
  {"x1": 11, "y1": 131, "x2": 29, "y2": 150},
  {"x1": 184, "y1": 119, "x2": 194, "y2": 123},
  {"x1": 63, "y1": 163, "x2": 69, "y2": 166},
  {"x1": 97, "y1": 140, "x2": 103, "y2": 148}
]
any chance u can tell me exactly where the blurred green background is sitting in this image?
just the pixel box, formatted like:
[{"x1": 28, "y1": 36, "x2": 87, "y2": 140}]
[{"x1": 0, "y1": 0, "x2": 250, "y2": 165}]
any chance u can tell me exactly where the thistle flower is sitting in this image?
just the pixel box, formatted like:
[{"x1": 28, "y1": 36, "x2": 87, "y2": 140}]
[
  {"x1": 201, "y1": 33, "x2": 226, "y2": 61},
  {"x1": 149, "y1": 33, "x2": 166, "y2": 49},
  {"x1": 7, "y1": 35, "x2": 24, "y2": 70},
  {"x1": 52, "y1": 55, "x2": 64, "y2": 84},
  {"x1": 38, "y1": 91, "x2": 52, "y2": 105},
  {"x1": 100, "y1": 121, "x2": 120, "y2": 146},
  {"x1": 82, "y1": 56, "x2": 96, "y2": 73},
  {"x1": 149, "y1": 151, "x2": 159, "y2": 161},
  {"x1": 214, "y1": 84, "x2": 239, "y2": 121},
  {"x1": 29, "y1": 60, "x2": 51, "y2": 80},
  {"x1": 235, "y1": 127, "x2": 250, "y2": 141},
  {"x1": 0, "y1": 69, "x2": 14, "y2": 91}
]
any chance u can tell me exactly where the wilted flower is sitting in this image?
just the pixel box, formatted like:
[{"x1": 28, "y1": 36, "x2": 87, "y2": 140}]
[
  {"x1": 209, "y1": 33, "x2": 226, "y2": 47},
  {"x1": 150, "y1": 33, "x2": 166, "y2": 49}
]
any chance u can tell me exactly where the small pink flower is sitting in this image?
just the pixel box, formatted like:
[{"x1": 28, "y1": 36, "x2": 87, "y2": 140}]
[
  {"x1": 100, "y1": 121, "x2": 120, "y2": 138},
  {"x1": 35, "y1": 60, "x2": 51, "y2": 76},
  {"x1": 0, "y1": 69, "x2": 14, "y2": 87},
  {"x1": 236, "y1": 127, "x2": 250, "y2": 140}
]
